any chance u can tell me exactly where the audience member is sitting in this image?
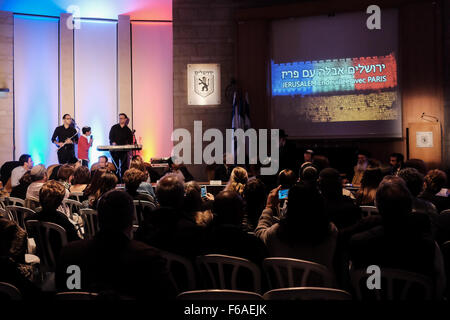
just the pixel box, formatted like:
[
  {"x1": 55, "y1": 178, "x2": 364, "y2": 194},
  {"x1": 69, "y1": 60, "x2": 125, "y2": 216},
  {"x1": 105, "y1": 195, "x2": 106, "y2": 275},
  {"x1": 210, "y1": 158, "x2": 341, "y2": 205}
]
[
  {"x1": 298, "y1": 162, "x2": 319, "y2": 189},
  {"x1": 256, "y1": 184, "x2": 338, "y2": 272},
  {"x1": 420, "y1": 169, "x2": 449, "y2": 213},
  {"x1": 205, "y1": 190, "x2": 267, "y2": 264},
  {"x1": 10, "y1": 172, "x2": 33, "y2": 200},
  {"x1": 163, "y1": 158, "x2": 194, "y2": 182},
  {"x1": 404, "y1": 158, "x2": 428, "y2": 175},
  {"x1": 10, "y1": 154, "x2": 33, "y2": 188},
  {"x1": 70, "y1": 166, "x2": 90, "y2": 193},
  {"x1": 129, "y1": 159, "x2": 156, "y2": 199},
  {"x1": 390, "y1": 153, "x2": 404, "y2": 175},
  {"x1": 57, "y1": 164, "x2": 75, "y2": 190},
  {"x1": 225, "y1": 166, "x2": 248, "y2": 196},
  {"x1": 26, "y1": 164, "x2": 48, "y2": 201},
  {"x1": 183, "y1": 181, "x2": 213, "y2": 227},
  {"x1": 0, "y1": 219, "x2": 40, "y2": 299},
  {"x1": 56, "y1": 190, "x2": 176, "y2": 299},
  {"x1": 84, "y1": 171, "x2": 118, "y2": 209},
  {"x1": 352, "y1": 151, "x2": 369, "y2": 186},
  {"x1": 349, "y1": 176, "x2": 445, "y2": 295},
  {"x1": 123, "y1": 168, "x2": 155, "y2": 203},
  {"x1": 398, "y1": 168, "x2": 438, "y2": 219},
  {"x1": 319, "y1": 168, "x2": 362, "y2": 229},
  {"x1": 242, "y1": 179, "x2": 267, "y2": 232},
  {"x1": 28, "y1": 180, "x2": 81, "y2": 248},
  {"x1": 136, "y1": 174, "x2": 206, "y2": 259},
  {"x1": 355, "y1": 167, "x2": 383, "y2": 206}
]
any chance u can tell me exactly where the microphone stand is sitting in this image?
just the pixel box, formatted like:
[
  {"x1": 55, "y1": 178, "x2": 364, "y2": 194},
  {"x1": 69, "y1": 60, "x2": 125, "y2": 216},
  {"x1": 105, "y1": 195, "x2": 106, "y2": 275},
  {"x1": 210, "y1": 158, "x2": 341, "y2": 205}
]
[{"x1": 132, "y1": 129, "x2": 138, "y2": 157}]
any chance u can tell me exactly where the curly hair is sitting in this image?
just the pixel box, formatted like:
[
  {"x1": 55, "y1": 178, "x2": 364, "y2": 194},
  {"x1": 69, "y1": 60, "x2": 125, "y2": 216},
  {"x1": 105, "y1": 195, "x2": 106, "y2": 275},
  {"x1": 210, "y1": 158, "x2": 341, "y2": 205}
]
[
  {"x1": 39, "y1": 180, "x2": 66, "y2": 211},
  {"x1": 123, "y1": 168, "x2": 146, "y2": 194},
  {"x1": 424, "y1": 169, "x2": 447, "y2": 194}
]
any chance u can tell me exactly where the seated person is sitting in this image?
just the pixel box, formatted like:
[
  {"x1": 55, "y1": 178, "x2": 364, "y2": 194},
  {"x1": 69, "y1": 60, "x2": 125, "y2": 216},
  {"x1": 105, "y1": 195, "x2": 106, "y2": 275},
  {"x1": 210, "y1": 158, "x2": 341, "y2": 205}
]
[
  {"x1": 70, "y1": 166, "x2": 90, "y2": 194},
  {"x1": 419, "y1": 169, "x2": 449, "y2": 213},
  {"x1": 162, "y1": 158, "x2": 194, "y2": 182},
  {"x1": 0, "y1": 219, "x2": 40, "y2": 299},
  {"x1": 56, "y1": 190, "x2": 176, "y2": 299},
  {"x1": 83, "y1": 171, "x2": 118, "y2": 209},
  {"x1": 318, "y1": 168, "x2": 362, "y2": 230},
  {"x1": 10, "y1": 172, "x2": 33, "y2": 200},
  {"x1": 398, "y1": 168, "x2": 437, "y2": 220},
  {"x1": 129, "y1": 159, "x2": 156, "y2": 199},
  {"x1": 183, "y1": 181, "x2": 213, "y2": 227},
  {"x1": 205, "y1": 191, "x2": 267, "y2": 265},
  {"x1": 242, "y1": 179, "x2": 267, "y2": 232},
  {"x1": 123, "y1": 168, "x2": 155, "y2": 203},
  {"x1": 26, "y1": 164, "x2": 48, "y2": 201},
  {"x1": 349, "y1": 176, "x2": 445, "y2": 296},
  {"x1": 136, "y1": 174, "x2": 205, "y2": 259},
  {"x1": 90, "y1": 155, "x2": 116, "y2": 172},
  {"x1": 256, "y1": 184, "x2": 338, "y2": 272},
  {"x1": 27, "y1": 180, "x2": 81, "y2": 253},
  {"x1": 11, "y1": 154, "x2": 33, "y2": 188},
  {"x1": 351, "y1": 151, "x2": 369, "y2": 186},
  {"x1": 355, "y1": 167, "x2": 383, "y2": 206}
]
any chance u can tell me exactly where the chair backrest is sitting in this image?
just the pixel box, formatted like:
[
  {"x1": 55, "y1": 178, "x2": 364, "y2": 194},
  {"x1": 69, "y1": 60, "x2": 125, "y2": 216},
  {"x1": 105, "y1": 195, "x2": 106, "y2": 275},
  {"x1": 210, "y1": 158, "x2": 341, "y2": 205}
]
[
  {"x1": 177, "y1": 289, "x2": 263, "y2": 301},
  {"x1": 62, "y1": 199, "x2": 83, "y2": 220},
  {"x1": 5, "y1": 197, "x2": 25, "y2": 207},
  {"x1": 79, "y1": 208, "x2": 99, "y2": 240},
  {"x1": 196, "y1": 254, "x2": 262, "y2": 293},
  {"x1": 160, "y1": 250, "x2": 196, "y2": 293},
  {"x1": 0, "y1": 282, "x2": 21, "y2": 300},
  {"x1": 263, "y1": 287, "x2": 352, "y2": 300},
  {"x1": 263, "y1": 257, "x2": 334, "y2": 289},
  {"x1": 360, "y1": 205, "x2": 378, "y2": 217},
  {"x1": 56, "y1": 292, "x2": 98, "y2": 300},
  {"x1": 0, "y1": 197, "x2": 5, "y2": 209},
  {"x1": 24, "y1": 197, "x2": 40, "y2": 211},
  {"x1": 25, "y1": 220, "x2": 68, "y2": 272},
  {"x1": 5, "y1": 205, "x2": 35, "y2": 230},
  {"x1": 69, "y1": 192, "x2": 84, "y2": 203},
  {"x1": 133, "y1": 200, "x2": 156, "y2": 226},
  {"x1": 0, "y1": 207, "x2": 11, "y2": 220},
  {"x1": 350, "y1": 268, "x2": 433, "y2": 300}
]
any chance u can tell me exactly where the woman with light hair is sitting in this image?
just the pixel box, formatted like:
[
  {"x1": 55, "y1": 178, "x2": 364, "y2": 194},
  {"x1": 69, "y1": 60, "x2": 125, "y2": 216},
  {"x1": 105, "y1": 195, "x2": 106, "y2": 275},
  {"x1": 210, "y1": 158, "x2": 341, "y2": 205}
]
[{"x1": 225, "y1": 166, "x2": 248, "y2": 196}]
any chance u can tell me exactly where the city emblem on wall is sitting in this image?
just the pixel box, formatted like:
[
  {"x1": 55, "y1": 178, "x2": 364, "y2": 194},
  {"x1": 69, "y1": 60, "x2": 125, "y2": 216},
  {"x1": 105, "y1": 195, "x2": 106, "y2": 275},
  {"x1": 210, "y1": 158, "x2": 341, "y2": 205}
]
[
  {"x1": 194, "y1": 71, "x2": 214, "y2": 98},
  {"x1": 187, "y1": 64, "x2": 221, "y2": 105}
]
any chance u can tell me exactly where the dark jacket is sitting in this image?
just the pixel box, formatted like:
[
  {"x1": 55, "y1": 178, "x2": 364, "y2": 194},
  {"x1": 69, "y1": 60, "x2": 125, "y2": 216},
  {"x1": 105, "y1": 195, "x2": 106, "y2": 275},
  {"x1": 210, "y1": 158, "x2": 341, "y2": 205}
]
[{"x1": 56, "y1": 231, "x2": 176, "y2": 299}]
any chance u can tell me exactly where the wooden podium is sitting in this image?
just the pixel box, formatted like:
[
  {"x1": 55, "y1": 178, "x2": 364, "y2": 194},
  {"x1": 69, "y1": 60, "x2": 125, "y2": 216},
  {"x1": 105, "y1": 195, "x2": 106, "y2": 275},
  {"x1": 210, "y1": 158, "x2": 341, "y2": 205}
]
[{"x1": 408, "y1": 122, "x2": 442, "y2": 168}]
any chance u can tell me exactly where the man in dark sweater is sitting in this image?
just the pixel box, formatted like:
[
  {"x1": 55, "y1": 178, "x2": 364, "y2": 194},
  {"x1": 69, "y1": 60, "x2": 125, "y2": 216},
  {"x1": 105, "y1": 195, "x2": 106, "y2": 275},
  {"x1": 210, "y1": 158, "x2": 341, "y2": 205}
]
[
  {"x1": 56, "y1": 190, "x2": 176, "y2": 299},
  {"x1": 109, "y1": 113, "x2": 133, "y2": 178},
  {"x1": 51, "y1": 114, "x2": 79, "y2": 164}
]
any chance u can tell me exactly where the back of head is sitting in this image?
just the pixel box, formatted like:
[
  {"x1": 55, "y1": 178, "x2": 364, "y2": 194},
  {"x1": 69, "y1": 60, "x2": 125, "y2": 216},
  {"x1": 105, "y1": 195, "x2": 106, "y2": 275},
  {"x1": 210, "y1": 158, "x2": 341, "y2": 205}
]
[
  {"x1": 57, "y1": 164, "x2": 75, "y2": 182},
  {"x1": 123, "y1": 168, "x2": 146, "y2": 194},
  {"x1": 30, "y1": 164, "x2": 47, "y2": 182},
  {"x1": 360, "y1": 167, "x2": 383, "y2": 189},
  {"x1": 84, "y1": 168, "x2": 108, "y2": 196},
  {"x1": 213, "y1": 190, "x2": 244, "y2": 225},
  {"x1": 98, "y1": 172, "x2": 118, "y2": 194},
  {"x1": 243, "y1": 179, "x2": 267, "y2": 224},
  {"x1": 226, "y1": 167, "x2": 248, "y2": 196},
  {"x1": 312, "y1": 155, "x2": 330, "y2": 172},
  {"x1": 376, "y1": 176, "x2": 412, "y2": 223},
  {"x1": 0, "y1": 219, "x2": 27, "y2": 259},
  {"x1": 424, "y1": 169, "x2": 447, "y2": 194},
  {"x1": 184, "y1": 181, "x2": 202, "y2": 213},
  {"x1": 129, "y1": 159, "x2": 149, "y2": 179},
  {"x1": 156, "y1": 173, "x2": 185, "y2": 209},
  {"x1": 318, "y1": 167, "x2": 341, "y2": 199},
  {"x1": 97, "y1": 190, "x2": 134, "y2": 233},
  {"x1": 278, "y1": 169, "x2": 297, "y2": 189},
  {"x1": 279, "y1": 184, "x2": 330, "y2": 244},
  {"x1": 39, "y1": 180, "x2": 66, "y2": 211},
  {"x1": 72, "y1": 166, "x2": 90, "y2": 185},
  {"x1": 398, "y1": 167, "x2": 424, "y2": 197},
  {"x1": 404, "y1": 158, "x2": 427, "y2": 175},
  {"x1": 300, "y1": 163, "x2": 319, "y2": 182}
]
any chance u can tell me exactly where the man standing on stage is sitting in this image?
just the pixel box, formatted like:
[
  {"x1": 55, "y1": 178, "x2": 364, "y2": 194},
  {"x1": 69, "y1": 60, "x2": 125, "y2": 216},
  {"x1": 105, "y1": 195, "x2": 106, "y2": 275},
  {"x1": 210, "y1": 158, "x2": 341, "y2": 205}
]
[
  {"x1": 109, "y1": 113, "x2": 133, "y2": 178},
  {"x1": 51, "y1": 114, "x2": 79, "y2": 164}
]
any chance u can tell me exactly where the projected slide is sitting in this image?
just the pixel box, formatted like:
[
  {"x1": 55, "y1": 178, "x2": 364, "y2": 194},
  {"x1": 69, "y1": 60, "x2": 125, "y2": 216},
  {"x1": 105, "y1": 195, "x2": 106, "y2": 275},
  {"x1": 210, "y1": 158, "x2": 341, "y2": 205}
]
[
  {"x1": 270, "y1": 9, "x2": 402, "y2": 138},
  {"x1": 272, "y1": 53, "x2": 397, "y2": 96}
]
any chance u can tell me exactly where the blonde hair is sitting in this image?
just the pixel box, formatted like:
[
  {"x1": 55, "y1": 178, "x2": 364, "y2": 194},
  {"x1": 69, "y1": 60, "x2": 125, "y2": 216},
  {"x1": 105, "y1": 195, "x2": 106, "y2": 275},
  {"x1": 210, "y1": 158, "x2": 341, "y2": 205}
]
[{"x1": 225, "y1": 167, "x2": 248, "y2": 196}]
